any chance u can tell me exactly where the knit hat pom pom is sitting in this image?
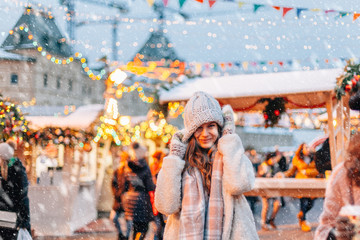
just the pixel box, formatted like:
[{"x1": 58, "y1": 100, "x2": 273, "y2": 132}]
[{"x1": 0, "y1": 143, "x2": 15, "y2": 160}]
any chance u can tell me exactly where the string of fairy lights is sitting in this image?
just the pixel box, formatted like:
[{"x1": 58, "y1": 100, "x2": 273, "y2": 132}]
[
  {"x1": 3, "y1": 3, "x2": 358, "y2": 81},
  {"x1": 94, "y1": 90, "x2": 178, "y2": 146},
  {"x1": 8, "y1": 22, "x2": 106, "y2": 81},
  {"x1": 10, "y1": 20, "x2": 348, "y2": 76},
  {"x1": 93, "y1": 112, "x2": 178, "y2": 146}
]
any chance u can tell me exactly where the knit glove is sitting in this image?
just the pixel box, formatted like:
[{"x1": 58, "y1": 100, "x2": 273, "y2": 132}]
[
  {"x1": 222, "y1": 105, "x2": 235, "y2": 135},
  {"x1": 169, "y1": 129, "x2": 187, "y2": 159}
]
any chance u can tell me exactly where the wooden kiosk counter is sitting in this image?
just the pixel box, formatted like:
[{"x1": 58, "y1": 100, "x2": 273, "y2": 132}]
[{"x1": 245, "y1": 178, "x2": 327, "y2": 198}]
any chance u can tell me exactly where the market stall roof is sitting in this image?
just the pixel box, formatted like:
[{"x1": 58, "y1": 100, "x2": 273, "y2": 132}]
[
  {"x1": 26, "y1": 104, "x2": 149, "y2": 131},
  {"x1": 160, "y1": 68, "x2": 343, "y2": 111},
  {"x1": 26, "y1": 104, "x2": 104, "y2": 131}
]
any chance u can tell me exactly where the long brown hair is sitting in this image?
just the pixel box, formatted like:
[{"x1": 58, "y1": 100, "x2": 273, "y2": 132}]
[
  {"x1": 184, "y1": 125, "x2": 221, "y2": 192},
  {"x1": 344, "y1": 132, "x2": 360, "y2": 186},
  {"x1": 295, "y1": 143, "x2": 307, "y2": 160},
  {"x1": 1, "y1": 159, "x2": 9, "y2": 181}
]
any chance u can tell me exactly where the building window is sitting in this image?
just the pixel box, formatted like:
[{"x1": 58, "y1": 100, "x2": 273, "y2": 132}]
[
  {"x1": 10, "y1": 74, "x2": 18, "y2": 84},
  {"x1": 56, "y1": 77, "x2": 61, "y2": 89},
  {"x1": 88, "y1": 87, "x2": 92, "y2": 95},
  {"x1": 82, "y1": 85, "x2": 86, "y2": 95},
  {"x1": 68, "y1": 79, "x2": 73, "y2": 92},
  {"x1": 43, "y1": 74, "x2": 48, "y2": 87},
  {"x1": 42, "y1": 35, "x2": 49, "y2": 47}
]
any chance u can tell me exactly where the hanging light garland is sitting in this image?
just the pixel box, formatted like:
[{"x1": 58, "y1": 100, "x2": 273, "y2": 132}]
[
  {"x1": 27, "y1": 127, "x2": 94, "y2": 150},
  {"x1": 168, "y1": 101, "x2": 185, "y2": 118},
  {"x1": 109, "y1": 69, "x2": 155, "y2": 104},
  {"x1": 9, "y1": 24, "x2": 106, "y2": 81},
  {"x1": 94, "y1": 111, "x2": 177, "y2": 146}
]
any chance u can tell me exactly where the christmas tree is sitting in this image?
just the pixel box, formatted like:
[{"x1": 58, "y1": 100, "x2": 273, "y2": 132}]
[{"x1": 0, "y1": 94, "x2": 29, "y2": 142}]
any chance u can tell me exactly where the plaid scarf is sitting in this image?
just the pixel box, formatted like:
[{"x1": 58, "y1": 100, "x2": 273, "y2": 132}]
[{"x1": 180, "y1": 152, "x2": 224, "y2": 240}]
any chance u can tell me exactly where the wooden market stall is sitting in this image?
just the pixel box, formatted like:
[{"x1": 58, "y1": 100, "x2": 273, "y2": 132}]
[
  {"x1": 25, "y1": 104, "x2": 105, "y2": 236},
  {"x1": 159, "y1": 68, "x2": 351, "y2": 197}
]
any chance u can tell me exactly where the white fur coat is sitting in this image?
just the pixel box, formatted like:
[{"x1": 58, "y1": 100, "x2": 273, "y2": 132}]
[{"x1": 155, "y1": 134, "x2": 259, "y2": 240}]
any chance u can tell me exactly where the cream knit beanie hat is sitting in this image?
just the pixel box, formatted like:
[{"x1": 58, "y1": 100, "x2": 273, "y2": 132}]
[
  {"x1": 0, "y1": 143, "x2": 14, "y2": 160},
  {"x1": 183, "y1": 91, "x2": 224, "y2": 142}
]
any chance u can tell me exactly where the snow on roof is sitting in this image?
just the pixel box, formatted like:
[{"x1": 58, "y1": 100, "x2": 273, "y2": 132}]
[
  {"x1": 26, "y1": 104, "x2": 149, "y2": 131},
  {"x1": 0, "y1": 49, "x2": 34, "y2": 61},
  {"x1": 21, "y1": 105, "x2": 68, "y2": 116},
  {"x1": 160, "y1": 68, "x2": 343, "y2": 111},
  {"x1": 26, "y1": 104, "x2": 104, "y2": 131}
]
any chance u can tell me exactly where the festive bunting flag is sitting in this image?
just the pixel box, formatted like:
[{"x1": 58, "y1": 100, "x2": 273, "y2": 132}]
[
  {"x1": 278, "y1": 61, "x2": 284, "y2": 67},
  {"x1": 242, "y1": 61, "x2": 249, "y2": 70},
  {"x1": 253, "y1": 4, "x2": 264, "y2": 13},
  {"x1": 296, "y1": 8, "x2": 308, "y2": 18},
  {"x1": 310, "y1": 8, "x2": 321, "y2": 12},
  {"x1": 324, "y1": 10, "x2": 336, "y2": 14},
  {"x1": 163, "y1": 0, "x2": 169, "y2": 6},
  {"x1": 146, "y1": 0, "x2": 155, "y2": 7},
  {"x1": 339, "y1": 12, "x2": 350, "y2": 18},
  {"x1": 353, "y1": 13, "x2": 360, "y2": 21},
  {"x1": 282, "y1": 7, "x2": 293, "y2": 17},
  {"x1": 238, "y1": 2, "x2": 245, "y2": 8},
  {"x1": 209, "y1": 0, "x2": 216, "y2": 8},
  {"x1": 213, "y1": 63, "x2": 218, "y2": 71},
  {"x1": 179, "y1": 0, "x2": 186, "y2": 8},
  {"x1": 220, "y1": 62, "x2": 226, "y2": 71},
  {"x1": 272, "y1": 6, "x2": 280, "y2": 11},
  {"x1": 195, "y1": 63, "x2": 202, "y2": 74}
]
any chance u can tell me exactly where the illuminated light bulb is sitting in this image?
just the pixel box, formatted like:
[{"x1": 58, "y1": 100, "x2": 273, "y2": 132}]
[
  {"x1": 109, "y1": 69, "x2": 127, "y2": 85},
  {"x1": 119, "y1": 116, "x2": 130, "y2": 126}
]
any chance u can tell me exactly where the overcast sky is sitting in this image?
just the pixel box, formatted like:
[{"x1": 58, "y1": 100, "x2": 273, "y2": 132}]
[{"x1": 1, "y1": 0, "x2": 360, "y2": 72}]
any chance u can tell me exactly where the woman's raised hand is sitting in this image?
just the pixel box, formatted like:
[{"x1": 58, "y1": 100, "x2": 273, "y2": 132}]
[
  {"x1": 169, "y1": 130, "x2": 187, "y2": 159},
  {"x1": 222, "y1": 105, "x2": 235, "y2": 135}
]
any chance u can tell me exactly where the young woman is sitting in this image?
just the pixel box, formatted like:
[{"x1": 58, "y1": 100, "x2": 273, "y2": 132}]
[
  {"x1": 155, "y1": 91, "x2": 258, "y2": 240},
  {"x1": 283, "y1": 143, "x2": 319, "y2": 232},
  {"x1": 315, "y1": 132, "x2": 360, "y2": 240},
  {"x1": 0, "y1": 141, "x2": 31, "y2": 240}
]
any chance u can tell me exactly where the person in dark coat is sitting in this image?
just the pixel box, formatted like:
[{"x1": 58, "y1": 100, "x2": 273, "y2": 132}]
[
  {"x1": 0, "y1": 141, "x2": 31, "y2": 240},
  {"x1": 123, "y1": 143, "x2": 155, "y2": 240},
  {"x1": 111, "y1": 151, "x2": 128, "y2": 240}
]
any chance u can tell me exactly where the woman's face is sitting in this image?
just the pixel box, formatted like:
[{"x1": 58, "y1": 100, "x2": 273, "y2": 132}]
[{"x1": 194, "y1": 122, "x2": 219, "y2": 150}]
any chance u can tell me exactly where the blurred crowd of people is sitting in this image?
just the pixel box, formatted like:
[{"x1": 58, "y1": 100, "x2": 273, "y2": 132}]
[
  {"x1": 245, "y1": 139, "x2": 330, "y2": 233},
  {"x1": 111, "y1": 142, "x2": 167, "y2": 240}
]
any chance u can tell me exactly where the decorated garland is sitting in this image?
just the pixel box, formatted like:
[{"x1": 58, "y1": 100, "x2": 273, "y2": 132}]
[
  {"x1": 258, "y1": 97, "x2": 287, "y2": 127},
  {"x1": 335, "y1": 61, "x2": 360, "y2": 100},
  {"x1": 28, "y1": 127, "x2": 94, "y2": 149}
]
